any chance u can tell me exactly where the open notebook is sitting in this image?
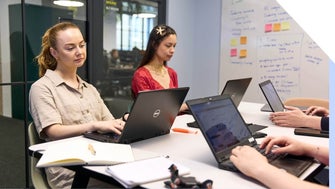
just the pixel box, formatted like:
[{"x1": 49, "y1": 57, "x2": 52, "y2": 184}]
[{"x1": 186, "y1": 95, "x2": 315, "y2": 176}]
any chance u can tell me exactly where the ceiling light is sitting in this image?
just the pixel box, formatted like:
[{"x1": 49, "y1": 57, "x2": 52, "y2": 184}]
[
  {"x1": 134, "y1": 13, "x2": 156, "y2": 18},
  {"x1": 53, "y1": 0, "x2": 84, "y2": 7}
]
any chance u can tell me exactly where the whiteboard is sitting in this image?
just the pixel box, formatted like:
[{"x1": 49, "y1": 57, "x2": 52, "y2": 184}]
[{"x1": 220, "y1": 0, "x2": 329, "y2": 104}]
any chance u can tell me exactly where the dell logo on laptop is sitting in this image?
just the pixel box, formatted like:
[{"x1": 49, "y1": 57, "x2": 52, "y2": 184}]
[{"x1": 153, "y1": 109, "x2": 161, "y2": 118}]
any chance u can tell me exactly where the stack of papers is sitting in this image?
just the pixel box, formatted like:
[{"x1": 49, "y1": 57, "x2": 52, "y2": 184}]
[{"x1": 106, "y1": 156, "x2": 190, "y2": 188}]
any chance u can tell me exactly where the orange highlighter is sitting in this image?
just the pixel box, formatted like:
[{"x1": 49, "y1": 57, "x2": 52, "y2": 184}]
[{"x1": 172, "y1": 127, "x2": 198, "y2": 134}]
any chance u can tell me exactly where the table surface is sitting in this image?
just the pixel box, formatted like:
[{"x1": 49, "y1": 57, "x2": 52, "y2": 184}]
[{"x1": 29, "y1": 101, "x2": 329, "y2": 189}]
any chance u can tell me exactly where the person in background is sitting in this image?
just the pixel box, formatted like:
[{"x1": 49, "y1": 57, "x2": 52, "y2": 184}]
[
  {"x1": 110, "y1": 49, "x2": 120, "y2": 67},
  {"x1": 270, "y1": 106, "x2": 329, "y2": 131},
  {"x1": 29, "y1": 22, "x2": 125, "y2": 188},
  {"x1": 230, "y1": 136, "x2": 329, "y2": 189},
  {"x1": 131, "y1": 24, "x2": 188, "y2": 112}
]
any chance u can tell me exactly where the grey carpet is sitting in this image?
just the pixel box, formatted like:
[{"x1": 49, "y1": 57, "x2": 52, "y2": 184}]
[{"x1": 0, "y1": 116, "x2": 26, "y2": 188}]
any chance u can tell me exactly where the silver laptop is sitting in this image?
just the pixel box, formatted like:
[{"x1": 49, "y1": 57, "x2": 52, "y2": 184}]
[
  {"x1": 259, "y1": 80, "x2": 308, "y2": 112},
  {"x1": 84, "y1": 87, "x2": 189, "y2": 144},
  {"x1": 186, "y1": 95, "x2": 314, "y2": 176}
]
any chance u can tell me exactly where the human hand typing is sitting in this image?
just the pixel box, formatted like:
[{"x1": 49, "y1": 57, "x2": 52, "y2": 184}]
[
  {"x1": 305, "y1": 106, "x2": 329, "y2": 117},
  {"x1": 95, "y1": 119, "x2": 125, "y2": 135}
]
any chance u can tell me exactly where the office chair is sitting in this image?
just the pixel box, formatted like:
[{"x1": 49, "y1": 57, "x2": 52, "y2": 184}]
[
  {"x1": 284, "y1": 97, "x2": 329, "y2": 109},
  {"x1": 28, "y1": 122, "x2": 50, "y2": 189},
  {"x1": 104, "y1": 97, "x2": 133, "y2": 118}
]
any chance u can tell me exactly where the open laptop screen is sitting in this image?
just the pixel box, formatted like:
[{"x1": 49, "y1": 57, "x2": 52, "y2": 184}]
[
  {"x1": 259, "y1": 80, "x2": 285, "y2": 112},
  {"x1": 187, "y1": 96, "x2": 252, "y2": 155}
]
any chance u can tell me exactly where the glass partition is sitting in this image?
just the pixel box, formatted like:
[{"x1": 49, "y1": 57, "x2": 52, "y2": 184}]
[
  {"x1": 100, "y1": 0, "x2": 158, "y2": 117},
  {"x1": 0, "y1": 0, "x2": 87, "y2": 188}
]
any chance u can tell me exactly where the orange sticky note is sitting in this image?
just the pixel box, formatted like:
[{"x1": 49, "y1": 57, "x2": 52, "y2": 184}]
[
  {"x1": 239, "y1": 49, "x2": 247, "y2": 58},
  {"x1": 240, "y1": 36, "x2": 247, "y2": 45},
  {"x1": 273, "y1": 23, "x2": 281, "y2": 32},
  {"x1": 230, "y1": 48, "x2": 237, "y2": 57},
  {"x1": 281, "y1": 22, "x2": 290, "y2": 31},
  {"x1": 265, "y1": 23, "x2": 272, "y2": 32}
]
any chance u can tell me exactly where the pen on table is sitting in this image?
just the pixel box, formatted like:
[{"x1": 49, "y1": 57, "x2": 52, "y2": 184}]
[
  {"x1": 172, "y1": 127, "x2": 198, "y2": 134},
  {"x1": 88, "y1": 143, "x2": 96, "y2": 155}
]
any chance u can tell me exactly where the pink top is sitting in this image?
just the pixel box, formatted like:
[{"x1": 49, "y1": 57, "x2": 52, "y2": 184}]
[{"x1": 131, "y1": 66, "x2": 178, "y2": 98}]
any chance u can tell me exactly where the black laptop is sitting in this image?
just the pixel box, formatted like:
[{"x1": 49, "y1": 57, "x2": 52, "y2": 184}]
[
  {"x1": 188, "y1": 78, "x2": 266, "y2": 134},
  {"x1": 186, "y1": 95, "x2": 314, "y2": 176},
  {"x1": 259, "y1": 80, "x2": 308, "y2": 112},
  {"x1": 84, "y1": 87, "x2": 189, "y2": 144},
  {"x1": 221, "y1": 77, "x2": 252, "y2": 107}
]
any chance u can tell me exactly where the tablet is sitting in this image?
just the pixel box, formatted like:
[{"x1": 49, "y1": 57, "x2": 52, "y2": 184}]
[{"x1": 294, "y1": 128, "x2": 329, "y2": 138}]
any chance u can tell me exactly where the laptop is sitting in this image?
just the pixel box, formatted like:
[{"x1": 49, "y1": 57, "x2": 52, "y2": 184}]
[
  {"x1": 188, "y1": 78, "x2": 266, "y2": 134},
  {"x1": 220, "y1": 77, "x2": 252, "y2": 107},
  {"x1": 84, "y1": 87, "x2": 189, "y2": 144},
  {"x1": 186, "y1": 95, "x2": 314, "y2": 176},
  {"x1": 259, "y1": 80, "x2": 307, "y2": 112}
]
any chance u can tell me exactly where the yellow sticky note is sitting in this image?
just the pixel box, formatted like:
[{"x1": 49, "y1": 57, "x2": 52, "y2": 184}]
[
  {"x1": 230, "y1": 38, "x2": 238, "y2": 46},
  {"x1": 239, "y1": 49, "x2": 247, "y2": 58},
  {"x1": 281, "y1": 22, "x2": 290, "y2": 31},
  {"x1": 273, "y1": 23, "x2": 281, "y2": 32},
  {"x1": 240, "y1": 36, "x2": 247, "y2": 45}
]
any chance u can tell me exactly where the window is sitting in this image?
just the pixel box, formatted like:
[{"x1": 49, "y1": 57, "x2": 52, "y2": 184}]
[{"x1": 100, "y1": 0, "x2": 160, "y2": 117}]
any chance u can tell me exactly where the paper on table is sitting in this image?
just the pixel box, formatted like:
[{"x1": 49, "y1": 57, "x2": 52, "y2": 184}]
[
  {"x1": 106, "y1": 156, "x2": 190, "y2": 188},
  {"x1": 36, "y1": 140, "x2": 134, "y2": 167}
]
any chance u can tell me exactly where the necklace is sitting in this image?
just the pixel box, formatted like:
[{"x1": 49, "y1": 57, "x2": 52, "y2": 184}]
[{"x1": 147, "y1": 65, "x2": 167, "y2": 77}]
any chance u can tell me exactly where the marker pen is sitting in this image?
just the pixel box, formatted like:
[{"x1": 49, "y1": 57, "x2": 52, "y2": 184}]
[{"x1": 172, "y1": 127, "x2": 198, "y2": 134}]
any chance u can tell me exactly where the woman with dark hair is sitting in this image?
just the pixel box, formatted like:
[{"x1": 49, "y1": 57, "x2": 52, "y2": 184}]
[{"x1": 131, "y1": 24, "x2": 187, "y2": 111}]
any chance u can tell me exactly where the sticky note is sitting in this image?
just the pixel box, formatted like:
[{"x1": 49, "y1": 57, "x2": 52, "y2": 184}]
[
  {"x1": 239, "y1": 49, "x2": 247, "y2": 58},
  {"x1": 273, "y1": 23, "x2": 281, "y2": 32},
  {"x1": 230, "y1": 38, "x2": 238, "y2": 46},
  {"x1": 230, "y1": 48, "x2": 237, "y2": 57},
  {"x1": 265, "y1": 23, "x2": 272, "y2": 32},
  {"x1": 281, "y1": 22, "x2": 290, "y2": 31},
  {"x1": 240, "y1": 36, "x2": 247, "y2": 44}
]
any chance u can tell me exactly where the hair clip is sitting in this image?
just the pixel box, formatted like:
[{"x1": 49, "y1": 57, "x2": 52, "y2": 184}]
[{"x1": 156, "y1": 26, "x2": 165, "y2": 36}]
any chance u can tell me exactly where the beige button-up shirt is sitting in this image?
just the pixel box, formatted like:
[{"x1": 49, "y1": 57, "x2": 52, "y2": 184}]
[{"x1": 29, "y1": 69, "x2": 114, "y2": 140}]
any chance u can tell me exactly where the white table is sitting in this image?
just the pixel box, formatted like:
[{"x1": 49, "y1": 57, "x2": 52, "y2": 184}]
[{"x1": 29, "y1": 101, "x2": 329, "y2": 188}]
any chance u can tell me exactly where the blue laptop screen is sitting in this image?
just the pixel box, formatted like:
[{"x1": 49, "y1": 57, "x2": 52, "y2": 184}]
[{"x1": 189, "y1": 97, "x2": 252, "y2": 154}]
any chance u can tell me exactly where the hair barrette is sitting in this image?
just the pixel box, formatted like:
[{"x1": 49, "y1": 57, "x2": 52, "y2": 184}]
[{"x1": 156, "y1": 27, "x2": 165, "y2": 36}]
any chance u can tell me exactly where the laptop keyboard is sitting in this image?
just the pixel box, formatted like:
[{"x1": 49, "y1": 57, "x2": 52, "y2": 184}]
[
  {"x1": 104, "y1": 132, "x2": 120, "y2": 140},
  {"x1": 256, "y1": 146, "x2": 282, "y2": 162}
]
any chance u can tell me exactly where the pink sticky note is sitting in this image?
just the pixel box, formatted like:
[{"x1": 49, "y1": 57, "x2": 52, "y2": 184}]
[
  {"x1": 265, "y1": 23, "x2": 272, "y2": 32},
  {"x1": 230, "y1": 48, "x2": 237, "y2": 57}
]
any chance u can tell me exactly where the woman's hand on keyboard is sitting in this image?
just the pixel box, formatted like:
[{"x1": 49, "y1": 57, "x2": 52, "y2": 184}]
[
  {"x1": 230, "y1": 145, "x2": 270, "y2": 177},
  {"x1": 260, "y1": 136, "x2": 310, "y2": 156}
]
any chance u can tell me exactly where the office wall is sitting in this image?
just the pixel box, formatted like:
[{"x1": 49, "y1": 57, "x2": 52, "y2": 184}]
[
  {"x1": 220, "y1": 0, "x2": 329, "y2": 103},
  {"x1": 168, "y1": 0, "x2": 329, "y2": 104},
  {"x1": 167, "y1": 0, "x2": 222, "y2": 100}
]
